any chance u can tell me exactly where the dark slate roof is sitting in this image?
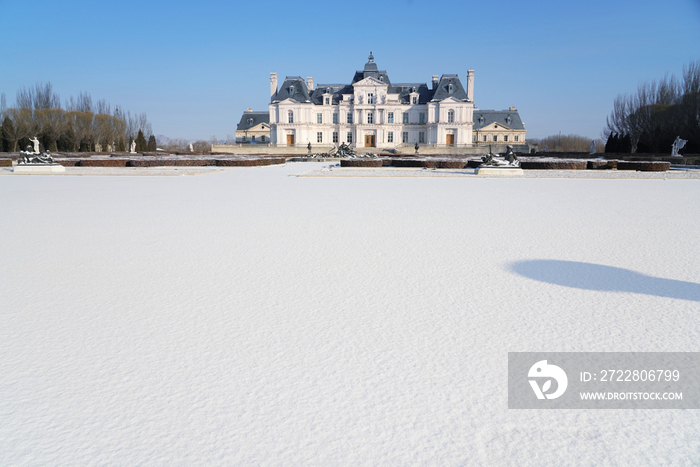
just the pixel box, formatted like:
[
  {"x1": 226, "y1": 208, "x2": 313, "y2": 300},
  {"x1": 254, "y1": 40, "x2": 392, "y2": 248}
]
[
  {"x1": 309, "y1": 84, "x2": 353, "y2": 105},
  {"x1": 431, "y1": 74, "x2": 469, "y2": 102},
  {"x1": 473, "y1": 110, "x2": 525, "y2": 130},
  {"x1": 275, "y1": 54, "x2": 469, "y2": 106},
  {"x1": 388, "y1": 83, "x2": 432, "y2": 104},
  {"x1": 236, "y1": 111, "x2": 270, "y2": 131},
  {"x1": 272, "y1": 76, "x2": 311, "y2": 103}
]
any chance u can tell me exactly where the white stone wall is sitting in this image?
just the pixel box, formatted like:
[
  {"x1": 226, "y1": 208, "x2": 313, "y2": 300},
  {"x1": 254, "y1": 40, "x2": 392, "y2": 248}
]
[{"x1": 269, "y1": 76, "x2": 476, "y2": 148}]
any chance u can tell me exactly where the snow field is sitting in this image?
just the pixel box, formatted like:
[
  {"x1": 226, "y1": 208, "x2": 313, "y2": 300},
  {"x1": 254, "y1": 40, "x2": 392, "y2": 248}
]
[{"x1": 1, "y1": 164, "x2": 699, "y2": 465}]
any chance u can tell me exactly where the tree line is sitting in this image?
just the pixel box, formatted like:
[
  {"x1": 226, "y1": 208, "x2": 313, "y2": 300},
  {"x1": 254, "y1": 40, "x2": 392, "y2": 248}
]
[
  {"x1": 0, "y1": 83, "x2": 155, "y2": 153},
  {"x1": 605, "y1": 61, "x2": 700, "y2": 154},
  {"x1": 529, "y1": 134, "x2": 604, "y2": 153}
]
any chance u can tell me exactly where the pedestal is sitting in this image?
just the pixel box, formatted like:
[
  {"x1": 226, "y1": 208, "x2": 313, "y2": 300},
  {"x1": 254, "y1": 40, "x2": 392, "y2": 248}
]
[
  {"x1": 476, "y1": 167, "x2": 524, "y2": 176},
  {"x1": 13, "y1": 164, "x2": 66, "y2": 174}
]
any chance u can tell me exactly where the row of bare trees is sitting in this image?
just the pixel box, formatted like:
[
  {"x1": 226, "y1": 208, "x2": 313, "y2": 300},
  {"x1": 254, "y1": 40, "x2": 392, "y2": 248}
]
[
  {"x1": 0, "y1": 83, "x2": 153, "y2": 153},
  {"x1": 605, "y1": 61, "x2": 700, "y2": 154},
  {"x1": 529, "y1": 134, "x2": 605, "y2": 153}
]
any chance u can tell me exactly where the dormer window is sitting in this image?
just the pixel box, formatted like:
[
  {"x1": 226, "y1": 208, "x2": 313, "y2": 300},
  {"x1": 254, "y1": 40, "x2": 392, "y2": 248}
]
[
  {"x1": 325, "y1": 97, "x2": 330, "y2": 105},
  {"x1": 289, "y1": 85, "x2": 295, "y2": 95},
  {"x1": 448, "y1": 83, "x2": 453, "y2": 93},
  {"x1": 478, "y1": 115, "x2": 484, "y2": 124},
  {"x1": 506, "y1": 115, "x2": 512, "y2": 124},
  {"x1": 412, "y1": 96, "x2": 418, "y2": 104}
]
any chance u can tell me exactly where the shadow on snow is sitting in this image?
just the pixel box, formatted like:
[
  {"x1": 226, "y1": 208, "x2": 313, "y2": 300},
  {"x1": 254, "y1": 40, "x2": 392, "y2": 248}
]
[{"x1": 509, "y1": 260, "x2": 700, "y2": 302}]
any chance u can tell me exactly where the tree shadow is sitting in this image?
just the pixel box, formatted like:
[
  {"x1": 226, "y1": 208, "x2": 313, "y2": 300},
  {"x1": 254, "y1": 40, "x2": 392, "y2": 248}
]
[{"x1": 509, "y1": 260, "x2": 700, "y2": 302}]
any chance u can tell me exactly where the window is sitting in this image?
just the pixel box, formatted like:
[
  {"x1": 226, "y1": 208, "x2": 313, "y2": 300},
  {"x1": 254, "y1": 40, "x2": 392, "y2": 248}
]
[
  {"x1": 472, "y1": 135, "x2": 476, "y2": 142},
  {"x1": 419, "y1": 132, "x2": 425, "y2": 143},
  {"x1": 317, "y1": 113, "x2": 322, "y2": 124},
  {"x1": 289, "y1": 85, "x2": 295, "y2": 95},
  {"x1": 515, "y1": 136, "x2": 519, "y2": 142},
  {"x1": 402, "y1": 132, "x2": 408, "y2": 143},
  {"x1": 261, "y1": 136, "x2": 266, "y2": 142},
  {"x1": 412, "y1": 96, "x2": 417, "y2": 104},
  {"x1": 403, "y1": 112, "x2": 409, "y2": 124},
  {"x1": 324, "y1": 97, "x2": 330, "y2": 105},
  {"x1": 368, "y1": 93, "x2": 375, "y2": 104},
  {"x1": 504, "y1": 135, "x2": 508, "y2": 142},
  {"x1": 388, "y1": 112, "x2": 394, "y2": 123},
  {"x1": 252, "y1": 136, "x2": 256, "y2": 142},
  {"x1": 448, "y1": 83, "x2": 454, "y2": 93},
  {"x1": 347, "y1": 132, "x2": 353, "y2": 143},
  {"x1": 333, "y1": 131, "x2": 338, "y2": 143},
  {"x1": 347, "y1": 112, "x2": 353, "y2": 124},
  {"x1": 387, "y1": 131, "x2": 393, "y2": 143},
  {"x1": 419, "y1": 113, "x2": 425, "y2": 124},
  {"x1": 493, "y1": 135, "x2": 498, "y2": 142},
  {"x1": 287, "y1": 111, "x2": 294, "y2": 123},
  {"x1": 483, "y1": 136, "x2": 487, "y2": 142},
  {"x1": 447, "y1": 110, "x2": 454, "y2": 123},
  {"x1": 333, "y1": 113, "x2": 338, "y2": 124},
  {"x1": 317, "y1": 132, "x2": 323, "y2": 143},
  {"x1": 367, "y1": 112, "x2": 373, "y2": 124}
]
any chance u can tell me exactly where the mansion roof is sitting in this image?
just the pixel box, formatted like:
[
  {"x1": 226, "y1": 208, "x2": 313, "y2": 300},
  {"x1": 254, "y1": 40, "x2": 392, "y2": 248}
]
[
  {"x1": 272, "y1": 53, "x2": 470, "y2": 105},
  {"x1": 473, "y1": 110, "x2": 525, "y2": 130},
  {"x1": 236, "y1": 111, "x2": 270, "y2": 131}
]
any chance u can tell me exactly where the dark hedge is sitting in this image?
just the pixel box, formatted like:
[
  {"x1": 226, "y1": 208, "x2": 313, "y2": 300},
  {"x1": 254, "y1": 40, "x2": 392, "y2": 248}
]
[
  {"x1": 340, "y1": 159, "x2": 384, "y2": 167},
  {"x1": 616, "y1": 161, "x2": 670, "y2": 172}
]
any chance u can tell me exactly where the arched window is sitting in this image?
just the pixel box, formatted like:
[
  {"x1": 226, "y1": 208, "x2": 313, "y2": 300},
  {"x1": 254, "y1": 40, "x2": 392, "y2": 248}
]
[
  {"x1": 447, "y1": 110, "x2": 454, "y2": 123},
  {"x1": 289, "y1": 85, "x2": 295, "y2": 95},
  {"x1": 448, "y1": 83, "x2": 454, "y2": 93},
  {"x1": 288, "y1": 111, "x2": 294, "y2": 124}
]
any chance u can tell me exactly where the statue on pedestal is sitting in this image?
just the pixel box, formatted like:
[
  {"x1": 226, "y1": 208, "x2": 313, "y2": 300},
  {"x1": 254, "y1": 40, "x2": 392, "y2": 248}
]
[
  {"x1": 481, "y1": 145, "x2": 520, "y2": 168},
  {"x1": 589, "y1": 140, "x2": 596, "y2": 154},
  {"x1": 671, "y1": 136, "x2": 687, "y2": 156}
]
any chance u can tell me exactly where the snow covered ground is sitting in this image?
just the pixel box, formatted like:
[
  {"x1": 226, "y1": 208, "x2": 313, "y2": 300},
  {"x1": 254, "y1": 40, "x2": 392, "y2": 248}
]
[{"x1": 1, "y1": 163, "x2": 699, "y2": 465}]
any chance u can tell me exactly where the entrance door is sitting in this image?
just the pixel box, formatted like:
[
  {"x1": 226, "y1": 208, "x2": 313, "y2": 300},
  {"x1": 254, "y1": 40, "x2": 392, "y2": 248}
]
[
  {"x1": 364, "y1": 135, "x2": 375, "y2": 147},
  {"x1": 446, "y1": 134, "x2": 455, "y2": 146},
  {"x1": 286, "y1": 134, "x2": 295, "y2": 146}
]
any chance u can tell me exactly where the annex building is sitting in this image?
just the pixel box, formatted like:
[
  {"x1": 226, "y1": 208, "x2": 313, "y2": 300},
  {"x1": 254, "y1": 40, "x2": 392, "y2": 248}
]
[{"x1": 267, "y1": 53, "x2": 526, "y2": 152}]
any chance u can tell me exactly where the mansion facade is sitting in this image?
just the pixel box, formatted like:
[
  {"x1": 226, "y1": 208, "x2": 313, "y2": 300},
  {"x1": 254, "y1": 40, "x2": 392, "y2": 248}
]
[{"x1": 267, "y1": 53, "x2": 526, "y2": 150}]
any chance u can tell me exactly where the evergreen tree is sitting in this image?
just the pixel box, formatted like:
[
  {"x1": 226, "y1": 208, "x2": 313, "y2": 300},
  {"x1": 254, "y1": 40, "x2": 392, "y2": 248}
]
[
  {"x1": 147, "y1": 134, "x2": 157, "y2": 152},
  {"x1": 135, "y1": 130, "x2": 147, "y2": 152},
  {"x1": 2, "y1": 116, "x2": 15, "y2": 152}
]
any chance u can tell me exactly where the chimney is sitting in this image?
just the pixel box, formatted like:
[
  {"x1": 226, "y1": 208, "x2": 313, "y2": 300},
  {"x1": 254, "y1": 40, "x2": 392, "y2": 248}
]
[
  {"x1": 466, "y1": 70, "x2": 474, "y2": 102},
  {"x1": 432, "y1": 75, "x2": 439, "y2": 90},
  {"x1": 246, "y1": 108, "x2": 253, "y2": 112},
  {"x1": 270, "y1": 73, "x2": 278, "y2": 99},
  {"x1": 307, "y1": 76, "x2": 314, "y2": 91}
]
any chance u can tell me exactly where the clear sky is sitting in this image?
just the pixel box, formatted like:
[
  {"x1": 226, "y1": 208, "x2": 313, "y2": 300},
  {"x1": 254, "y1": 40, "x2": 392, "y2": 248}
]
[{"x1": 2, "y1": 0, "x2": 699, "y2": 141}]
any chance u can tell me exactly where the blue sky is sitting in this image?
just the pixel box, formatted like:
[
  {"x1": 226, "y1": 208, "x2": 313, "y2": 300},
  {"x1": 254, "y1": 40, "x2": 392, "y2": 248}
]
[{"x1": 2, "y1": 0, "x2": 699, "y2": 141}]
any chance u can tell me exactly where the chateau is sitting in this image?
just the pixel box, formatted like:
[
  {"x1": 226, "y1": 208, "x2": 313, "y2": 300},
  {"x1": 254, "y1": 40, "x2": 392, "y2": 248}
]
[{"x1": 267, "y1": 53, "x2": 526, "y2": 151}]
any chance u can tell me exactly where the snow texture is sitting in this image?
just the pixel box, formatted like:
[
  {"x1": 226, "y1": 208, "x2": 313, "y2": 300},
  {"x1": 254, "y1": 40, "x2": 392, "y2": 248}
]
[{"x1": 1, "y1": 163, "x2": 699, "y2": 466}]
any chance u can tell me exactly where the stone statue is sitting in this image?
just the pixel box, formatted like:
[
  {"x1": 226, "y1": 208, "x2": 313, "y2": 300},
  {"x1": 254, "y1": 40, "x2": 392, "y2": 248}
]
[
  {"x1": 671, "y1": 136, "x2": 687, "y2": 156},
  {"x1": 307, "y1": 142, "x2": 312, "y2": 153},
  {"x1": 589, "y1": 140, "x2": 596, "y2": 154},
  {"x1": 29, "y1": 137, "x2": 40, "y2": 154},
  {"x1": 18, "y1": 146, "x2": 56, "y2": 165},
  {"x1": 415, "y1": 142, "x2": 419, "y2": 154},
  {"x1": 481, "y1": 145, "x2": 520, "y2": 168},
  {"x1": 189, "y1": 143, "x2": 194, "y2": 152},
  {"x1": 130, "y1": 140, "x2": 136, "y2": 153}
]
